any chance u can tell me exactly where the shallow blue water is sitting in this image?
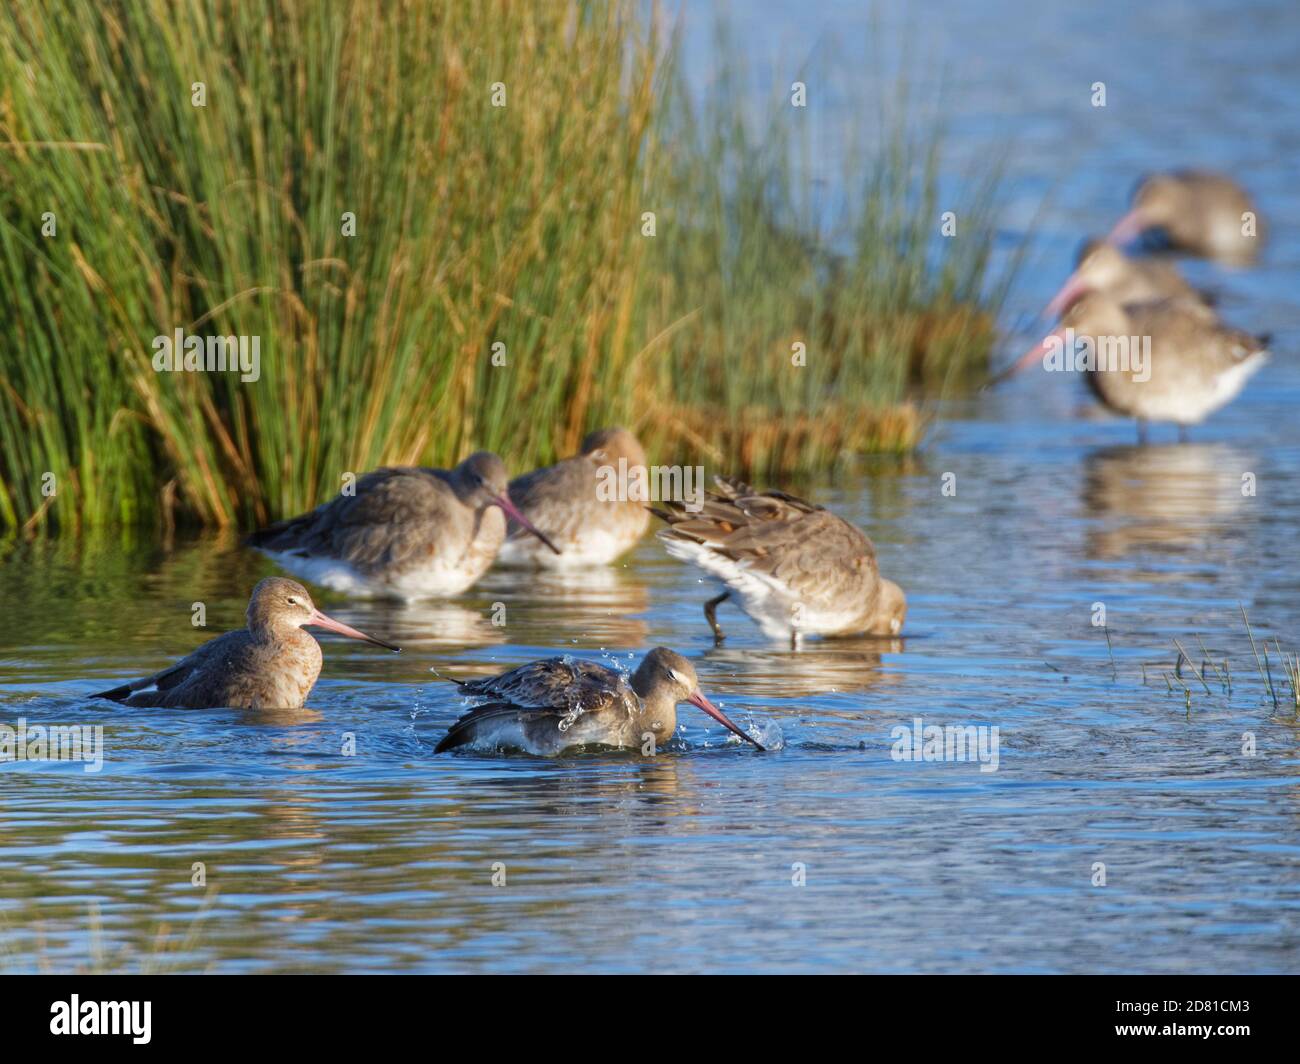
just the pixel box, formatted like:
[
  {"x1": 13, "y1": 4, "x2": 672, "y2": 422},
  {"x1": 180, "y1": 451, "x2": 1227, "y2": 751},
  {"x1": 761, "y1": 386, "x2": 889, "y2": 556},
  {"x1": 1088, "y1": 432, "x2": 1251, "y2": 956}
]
[{"x1": 2, "y1": 0, "x2": 1299, "y2": 972}]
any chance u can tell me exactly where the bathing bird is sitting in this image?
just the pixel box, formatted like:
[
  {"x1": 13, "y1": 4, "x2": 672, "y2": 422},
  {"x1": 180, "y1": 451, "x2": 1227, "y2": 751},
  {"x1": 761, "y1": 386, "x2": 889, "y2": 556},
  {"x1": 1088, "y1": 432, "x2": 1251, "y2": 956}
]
[
  {"x1": 651, "y1": 477, "x2": 907, "y2": 645},
  {"x1": 433, "y1": 647, "x2": 764, "y2": 754},
  {"x1": 998, "y1": 293, "x2": 1269, "y2": 440},
  {"x1": 1107, "y1": 170, "x2": 1265, "y2": 264},
  {"x1": 495, "y1": 427, "x2": 650, "y2": 568},
  {"x1": 246, "y1": 452, "x2": 560, "y2": 598},
  {"x1": 92, "y1": 577, "x2": 399, "y2": 710}
]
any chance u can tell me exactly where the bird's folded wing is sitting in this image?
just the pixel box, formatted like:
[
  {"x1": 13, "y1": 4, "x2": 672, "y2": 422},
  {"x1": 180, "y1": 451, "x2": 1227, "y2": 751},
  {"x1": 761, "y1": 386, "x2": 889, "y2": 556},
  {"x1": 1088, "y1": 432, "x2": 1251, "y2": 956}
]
[
  {"x1": 249, "y1": 468, "x2": 455, "y2": 572},
  {"x1": 506, "y1": 456, "x2": 593, "y2": 541},
  {"x1": 457, "y1": 658, "x2": 618, "y2": 713},
  {"x1": 654, "y1": 484, "x2": 868, "y2": 570},
  {"x1": 93, "y1": 630, "x2": 244, "y2": 701},
  {"x1": 507, "y1": 454, "x2": 580, "y2": 509}
]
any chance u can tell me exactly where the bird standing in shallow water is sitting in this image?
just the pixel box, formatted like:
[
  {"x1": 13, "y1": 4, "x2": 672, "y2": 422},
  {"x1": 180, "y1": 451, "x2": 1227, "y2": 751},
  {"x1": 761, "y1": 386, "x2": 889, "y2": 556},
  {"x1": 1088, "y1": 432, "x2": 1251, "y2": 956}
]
[
  {"x1": 434, "y1": 647, "x2": 764, "y2": 755},
  {"x1": 998, "y1": 293, "x2": 1269, "y2": 441},
  {"x1": 651, "y1": 477, "x2": 906, "y2": 646},
  {"x1": 495, "y1": 427, "x2": 650, "y2": 568},
  {"x1": 1107, "y1": 170, "x2": 1265, "y2": 265},
  {"x1": 93, "y1": 577, "x2": 399, "y2": 710},
  {"x1": 246, "y1": 452, "x2": 560, "y2": 598}
]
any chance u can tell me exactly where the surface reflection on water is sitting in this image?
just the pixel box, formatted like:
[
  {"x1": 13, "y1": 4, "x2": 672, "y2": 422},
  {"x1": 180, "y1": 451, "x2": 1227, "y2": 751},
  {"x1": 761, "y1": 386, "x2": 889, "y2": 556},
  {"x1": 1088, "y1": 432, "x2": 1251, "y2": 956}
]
[
  {"x1": 1082, "y1": 443, "x2": 1256, "y2": 562},
  {"x1": 4, "y1": 417, "x2": 1300, "y2": 972},
  {"x1": 5, "y1": 0, "x2": 1300, "y2": 972}
]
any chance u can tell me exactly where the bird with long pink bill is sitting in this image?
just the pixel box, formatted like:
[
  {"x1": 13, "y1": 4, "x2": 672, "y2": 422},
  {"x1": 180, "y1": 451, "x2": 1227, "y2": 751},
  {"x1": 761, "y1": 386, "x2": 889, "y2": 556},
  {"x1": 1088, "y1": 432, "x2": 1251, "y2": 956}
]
[
  {"x1": 990, "y1": 293, "x2": 1269, "y2": 442},
  {"x1": 1106, "y1": 170, "x2": 1265, "y2": 265},
  {"x1": 1042, "y1": 239, "x2": 1215, "y2": 322},
  {"x1": 433, "y1": 647, "x2": 765, "y2": 755},
  {"x1": 246, "y1": 452, "x2": 561, "y2": 598},
  {"x1": 92, "y1": 578, "x2": 399, "y2": 710}
]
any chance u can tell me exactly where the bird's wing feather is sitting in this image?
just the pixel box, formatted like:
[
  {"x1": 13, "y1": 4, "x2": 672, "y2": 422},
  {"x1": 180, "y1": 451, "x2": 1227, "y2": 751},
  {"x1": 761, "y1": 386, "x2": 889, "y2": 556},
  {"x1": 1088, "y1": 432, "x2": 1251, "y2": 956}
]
[
  {"x1": 436, "y1": 659, "x2": 628, "y2": 754},
  {"x1": 456, "y1": 658, "x2": 620, "y2": 713},
  {"x1": 654, "y1": 483, "x2": 869, "y2": 568},
  {"x1": 247, "y1": 468, "x2": 459, "y2": 573},
  {"x1": 507, "y1": 455, "x2": 585, "y2": 511},
  {"x1": 1131, "y1": 300, "x2": 1270, "y2": 374},
  {"x1": 93, "y1": 630, "x2": 247, "y2": 702},
  {"x1": 506, "y1": 455, "x2": 595, "y2": 542},
  {"x1": 652, "y1": 480, "x2": 879, "y2": 608}
]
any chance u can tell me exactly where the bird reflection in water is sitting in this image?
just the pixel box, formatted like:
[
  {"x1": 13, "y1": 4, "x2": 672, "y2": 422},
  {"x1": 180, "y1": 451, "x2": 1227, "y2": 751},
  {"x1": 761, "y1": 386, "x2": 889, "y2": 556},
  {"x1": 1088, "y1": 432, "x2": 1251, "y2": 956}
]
[{"x1": 1081, "y1": 442, "x2": 1253, "y2": 564}]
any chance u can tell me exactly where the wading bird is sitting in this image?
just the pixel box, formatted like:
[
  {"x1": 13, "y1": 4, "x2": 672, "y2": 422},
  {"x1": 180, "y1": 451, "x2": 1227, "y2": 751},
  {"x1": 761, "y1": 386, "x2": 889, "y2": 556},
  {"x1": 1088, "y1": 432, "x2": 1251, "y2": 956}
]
[
  {"x1": 247, "y1": 453, "x2": 560, "y2": 598},
  {"x1": 93, "y1": 578, "x2": 399, "y2": 710},
  {"x1": 651, "y1": 477, "x2": 906, "y2": 646},
  {"x1": 1107, "y1": 170, "x2": 1265, "y2": 265},
  {"x1": 434, "y1": 647, "x2": 764, "y2": 754},
  {"x1": 997, "y1": 293, "x2": 1269, "y2": 441}
]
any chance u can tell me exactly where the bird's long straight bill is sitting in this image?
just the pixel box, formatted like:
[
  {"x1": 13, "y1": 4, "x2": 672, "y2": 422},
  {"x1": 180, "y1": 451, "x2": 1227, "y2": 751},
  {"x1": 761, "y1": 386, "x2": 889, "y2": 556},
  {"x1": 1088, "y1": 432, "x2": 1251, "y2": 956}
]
[
  {"x1": 1043, "y1": 270, "x2": 1089, "y2": 319},
  {"x1": 495, "y1": 493, "x2": 562, "y2": 555},
  {"x1": 307, "y1": 609, "x2": 401, "y2": 652},
  {"x1": 986, "y1": 329, "x2": 1065, "y2": 388},
  {"x1": 1105, "y1": 206, "x2": 1147, "y2": 247},
  {"x1": 688, "y1": 691, "x2": 765, "y2": 750}
]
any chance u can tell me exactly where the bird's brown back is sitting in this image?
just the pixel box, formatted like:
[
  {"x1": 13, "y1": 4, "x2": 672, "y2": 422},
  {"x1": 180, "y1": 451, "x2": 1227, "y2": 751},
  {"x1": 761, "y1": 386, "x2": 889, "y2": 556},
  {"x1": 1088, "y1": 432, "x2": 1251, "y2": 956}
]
[
  {"x1": 249, "y1": 467, "x2": 474, "y2": 576},
  {"x1": 654, "y1": 477, "x2": 878, "y2": 588}
]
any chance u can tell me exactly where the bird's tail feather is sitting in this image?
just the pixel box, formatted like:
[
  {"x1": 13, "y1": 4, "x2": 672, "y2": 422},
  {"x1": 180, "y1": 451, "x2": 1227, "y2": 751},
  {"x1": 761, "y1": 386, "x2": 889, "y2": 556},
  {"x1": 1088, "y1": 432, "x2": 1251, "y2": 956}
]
[{"x1": 92, "y1": 683, "x2": 133, "y2": 703}]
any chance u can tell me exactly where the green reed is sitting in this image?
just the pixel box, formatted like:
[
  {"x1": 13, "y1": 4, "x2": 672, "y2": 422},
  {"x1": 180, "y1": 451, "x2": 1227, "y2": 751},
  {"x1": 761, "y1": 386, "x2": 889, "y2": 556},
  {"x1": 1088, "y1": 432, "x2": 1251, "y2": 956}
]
[{"x1": 0, "y1": 1, "x2": 1008, "y2": 531}]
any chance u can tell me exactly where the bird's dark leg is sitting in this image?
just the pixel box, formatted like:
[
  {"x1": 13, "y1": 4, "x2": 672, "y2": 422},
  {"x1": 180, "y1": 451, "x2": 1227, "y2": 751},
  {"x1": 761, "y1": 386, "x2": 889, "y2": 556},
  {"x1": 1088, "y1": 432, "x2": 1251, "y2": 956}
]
[
  {"x1": 1177, "y1": 424, "x2": 1189, "y2": 444},
  {"x1": 1136, "y1": 419, "x2": 1148, "y2": 446},
  {"x1": 703, "y1": 591, "x2": 730, "y2": 643}
]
